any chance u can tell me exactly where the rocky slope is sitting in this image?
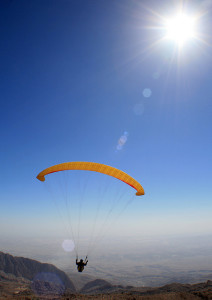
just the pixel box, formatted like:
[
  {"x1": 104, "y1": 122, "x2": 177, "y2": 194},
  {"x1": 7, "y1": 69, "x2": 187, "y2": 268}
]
[
  {"x1": 0, "y1": 251, "x2": 75, "y2": 292},
  {"x1": 1, "y1": 278, "x2": 212, "y2": 299},
  {"x1": 78, "y1": 279, "x2": 212, "y2": 298}
]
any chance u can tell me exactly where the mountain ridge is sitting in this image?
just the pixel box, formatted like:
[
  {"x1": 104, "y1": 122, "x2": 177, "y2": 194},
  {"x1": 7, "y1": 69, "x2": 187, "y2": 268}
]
[{"x1": 0, "y1": 251, "x2": 75, "y2": 292}]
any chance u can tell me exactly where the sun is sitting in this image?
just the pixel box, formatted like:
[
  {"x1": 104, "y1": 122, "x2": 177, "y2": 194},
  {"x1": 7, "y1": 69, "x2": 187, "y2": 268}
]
[{"x1": 164, "y1": 13, "x2": 196, "y2": 47}]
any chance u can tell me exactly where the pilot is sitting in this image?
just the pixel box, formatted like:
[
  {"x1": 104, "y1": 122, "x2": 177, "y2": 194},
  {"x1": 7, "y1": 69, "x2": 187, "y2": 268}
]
[{"x1": 76, "y1": 256, "x2": 88, "y2": 272}]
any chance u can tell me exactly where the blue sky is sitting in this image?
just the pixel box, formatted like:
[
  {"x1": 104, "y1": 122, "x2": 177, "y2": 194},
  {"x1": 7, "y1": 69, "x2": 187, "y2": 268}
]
[{"x1": 1, "y1": 0, "x2": 212, "y2": 245}]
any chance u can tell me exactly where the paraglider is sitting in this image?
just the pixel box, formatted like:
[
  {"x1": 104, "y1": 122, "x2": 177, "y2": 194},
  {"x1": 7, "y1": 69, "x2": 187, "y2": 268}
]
[{"x1": 36, "y1": 161, "x2": 144, "y2": 272}]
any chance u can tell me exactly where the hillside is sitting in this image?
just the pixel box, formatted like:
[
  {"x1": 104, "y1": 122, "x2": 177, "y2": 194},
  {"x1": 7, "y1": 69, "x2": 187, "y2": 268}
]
[{"x1": 0, "y1": 251, "x2": 75, "y2": 294}]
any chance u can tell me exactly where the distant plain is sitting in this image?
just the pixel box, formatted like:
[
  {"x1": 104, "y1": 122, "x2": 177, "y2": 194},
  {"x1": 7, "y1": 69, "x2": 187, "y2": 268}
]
[{"x1": 1, "y1": 234, "x2": 212, "y2": 287}]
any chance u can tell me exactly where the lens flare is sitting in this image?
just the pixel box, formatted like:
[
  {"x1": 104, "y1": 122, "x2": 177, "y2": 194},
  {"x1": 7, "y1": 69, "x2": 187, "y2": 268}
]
[
  {"x1": 116, "y1": 132, "x2": 129, "y2": 151},
  {"x1": 143, "y1": 88, "x2": 152, "y2": 98},
  {"x1": 32, "y1": 272, "x2": 65, "y2": 296},
  {"x1": 62, "y1": 239, "x2": 75, "y2": 252},
  {"x1": 133, "y1": 102, "x2": 144, "y2": 116}
]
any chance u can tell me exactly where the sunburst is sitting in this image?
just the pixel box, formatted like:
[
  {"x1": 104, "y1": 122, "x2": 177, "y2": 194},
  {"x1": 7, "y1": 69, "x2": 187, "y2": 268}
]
[{"x1": 164, "y1": 13, "x2": 197, "y2": 47}]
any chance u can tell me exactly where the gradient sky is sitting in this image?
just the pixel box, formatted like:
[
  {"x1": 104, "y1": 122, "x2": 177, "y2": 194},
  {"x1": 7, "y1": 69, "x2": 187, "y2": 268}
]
[{"x1": 1, "y1": 0, "x2": 212, "y2": 247}]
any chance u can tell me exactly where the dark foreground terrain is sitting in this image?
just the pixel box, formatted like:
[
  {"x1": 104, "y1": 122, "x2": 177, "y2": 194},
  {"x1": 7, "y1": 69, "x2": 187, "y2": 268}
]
[
  {"x1": 1, "y1": 251, "x2": 212, "y2": 299},
  {"x1": 1, "y1": 278, "x2": 212, "y2": 299}
]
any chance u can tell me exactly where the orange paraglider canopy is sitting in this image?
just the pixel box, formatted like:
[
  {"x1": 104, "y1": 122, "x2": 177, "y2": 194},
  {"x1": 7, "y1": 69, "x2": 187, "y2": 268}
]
[{"x1": 36, "y1": 162, "x2": 144, "y2": 196}]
